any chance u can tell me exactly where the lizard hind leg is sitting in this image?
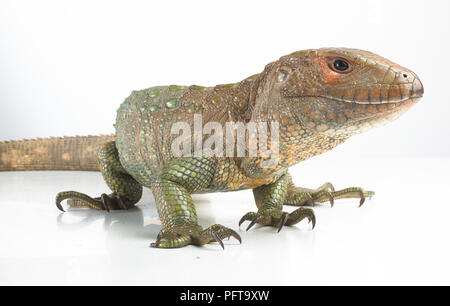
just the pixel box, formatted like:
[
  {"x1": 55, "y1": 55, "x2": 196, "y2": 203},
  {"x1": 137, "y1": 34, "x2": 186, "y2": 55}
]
[
  {"x1": 56, "y1": 141, "x2": 143, "y2": 211},
  {"x1": 283, "y1": 173, "x2": 375, "y2": 208}
]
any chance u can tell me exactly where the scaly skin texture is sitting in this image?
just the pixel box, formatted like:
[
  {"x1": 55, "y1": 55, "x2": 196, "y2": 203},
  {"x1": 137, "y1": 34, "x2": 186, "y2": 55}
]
[
  {"x1": 0, "y1": 48, "x2": 424, "y2": 249},
  {"x1": 0, "y1": 135, "x2": 114, "y2": 171}
]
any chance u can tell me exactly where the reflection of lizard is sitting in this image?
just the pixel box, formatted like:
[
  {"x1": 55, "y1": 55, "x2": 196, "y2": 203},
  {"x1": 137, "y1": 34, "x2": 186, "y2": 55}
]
[{"x1": 0, "y1": 48, "x2": 424, "y2": 249}]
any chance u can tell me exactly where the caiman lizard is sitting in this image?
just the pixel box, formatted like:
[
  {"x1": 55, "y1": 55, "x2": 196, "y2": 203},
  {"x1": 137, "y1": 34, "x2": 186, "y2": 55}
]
[{"x1": 0, "y1": 48, "x2": 424, "y2": 249}]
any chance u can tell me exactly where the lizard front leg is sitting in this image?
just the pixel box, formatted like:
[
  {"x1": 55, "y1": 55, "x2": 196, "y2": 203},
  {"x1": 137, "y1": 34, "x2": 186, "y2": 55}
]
[
  {"x1": 151, "y1": 158, "x2": 241, "y2": 249},
  {"x1": 284, "y1": 172, "x2": 375, "y2": 207},
  {"x1": 239, "y1": 172, "x2": 315, "y2": 232}
]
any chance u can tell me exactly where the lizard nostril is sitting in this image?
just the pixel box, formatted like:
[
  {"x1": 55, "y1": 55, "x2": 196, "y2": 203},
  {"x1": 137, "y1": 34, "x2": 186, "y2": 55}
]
[{"x1": 403, "y1": 74, "x2": 408, "y2": 78}]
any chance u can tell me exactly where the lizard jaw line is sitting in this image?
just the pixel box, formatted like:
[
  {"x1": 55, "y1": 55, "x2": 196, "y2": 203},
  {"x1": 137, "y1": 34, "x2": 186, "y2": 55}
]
[{"x1": 309, "y1": 95, "x2": 423, "y2": 105}]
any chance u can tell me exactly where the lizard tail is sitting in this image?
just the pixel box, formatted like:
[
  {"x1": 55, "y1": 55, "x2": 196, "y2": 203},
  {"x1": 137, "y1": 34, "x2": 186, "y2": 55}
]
[{"x1": 0, "y1": 135, "x2": 115, "y2": 171}]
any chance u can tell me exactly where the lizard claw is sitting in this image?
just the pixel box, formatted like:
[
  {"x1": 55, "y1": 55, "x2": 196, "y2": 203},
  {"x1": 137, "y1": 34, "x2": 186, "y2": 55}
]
[
  {"x1": 358, "y1": 190, "x2": 365, "y2": 207},
  {"x1": 246, "y1": 215, "x2": 263, "y2": 231},
  {"x1": 204, "y1": 224, "x2": 242, "y2": 248},
  {"x1": 100, "y1": 193, "x2": 133, "y2": 211},
  {"x1": 239, "y1": 212, "x2": 256, "y2": 227},
  {"x1": 285, "y1": 183, "x2": 374, "y2": 209},
  {"x1": 326, "y1": 191, "x2": 335, "y2": 207},
  {"x1": 100, "y1": 193, "x2": 111, "y2": 212},
  {"x1": 227, "y1": 228, "x2": 242, "y2": 244},
  {"x1": 309, "y1": 213, "x2": 316, "y2": 229},
  {"x1": 152, "y1": 224, "x2": 240, "y2": 249},
  {"x1": 55, "y1": 194, "x2": 65, "y2": 212},
  {"x1": 286, "y1": 207, "x2": 316, "y2": 229},
  {"x1": 117, "y1": 196, "x2": 128, "y2": 210},
  {"x1": 240, "y1": 208, "x2": 296, "y2": 232},
  {"x1": 239, "y1": 206, "x2": 316, "y2": 233},
  {"x1": 211, "y1": 232, "x2": 224, "y2": 250},
  {"x1": 277, "y1": 212, "x2": 289, "y2": 233}
]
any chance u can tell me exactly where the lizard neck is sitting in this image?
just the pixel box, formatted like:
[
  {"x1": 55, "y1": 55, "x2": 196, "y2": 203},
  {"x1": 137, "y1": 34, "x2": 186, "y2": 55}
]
[
  {"x1": 222, "y1": 73, "x2": 262, "y2": 123},
  {"x1": 272, "y1": 98, "x2": 349, "y2": 168}
]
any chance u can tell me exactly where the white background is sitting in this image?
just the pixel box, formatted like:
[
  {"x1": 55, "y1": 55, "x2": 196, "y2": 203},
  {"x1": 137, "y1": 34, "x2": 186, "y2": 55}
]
[{"x1": 1, "y1": 0, "x2": 450, "y2": 285}]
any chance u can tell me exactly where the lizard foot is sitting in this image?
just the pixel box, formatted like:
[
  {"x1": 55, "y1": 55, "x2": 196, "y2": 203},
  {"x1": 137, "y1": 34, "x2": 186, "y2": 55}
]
[
  {"x1": 56, "y1": 191, "x2": 133, "y2": 212},
  {"x1": 150, "y1": 224, "x2": 241, "y2": 249},
  {"x1": 239, "y1": 207, "x2": 315, "y2": 232},
  {"x1": 285, "y1": 183, "x2": 374, "y2": 208}
]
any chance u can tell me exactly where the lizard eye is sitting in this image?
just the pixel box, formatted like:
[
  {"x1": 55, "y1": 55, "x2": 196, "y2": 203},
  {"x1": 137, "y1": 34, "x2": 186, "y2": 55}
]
[
  {"x1": 331, "y1": 59, "x2": 351, "y2": 73},
  {"x1": 277, "y1": 69, "x2": 289, "y2": 82}
]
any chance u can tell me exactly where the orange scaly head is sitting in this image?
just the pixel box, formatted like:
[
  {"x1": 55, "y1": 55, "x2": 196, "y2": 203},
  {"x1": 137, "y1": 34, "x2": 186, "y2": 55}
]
[{"x1": 270, "y1": 48, "x2": 424, "y2": 139}]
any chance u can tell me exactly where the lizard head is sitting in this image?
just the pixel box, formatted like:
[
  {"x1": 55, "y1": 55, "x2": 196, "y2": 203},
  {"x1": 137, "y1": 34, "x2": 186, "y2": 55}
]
[{"x1": 270, "y1": 48, "x2": 424, "y2": 139}]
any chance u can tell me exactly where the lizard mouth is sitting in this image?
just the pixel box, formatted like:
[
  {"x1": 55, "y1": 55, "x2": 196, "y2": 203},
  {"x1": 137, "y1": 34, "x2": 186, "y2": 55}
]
[
  {"x1": 312, "y1": 93, "x2": 423, "y2": 105},
  {"x1": 304, "y1": 77, "x2": 424, "y2": 105}
]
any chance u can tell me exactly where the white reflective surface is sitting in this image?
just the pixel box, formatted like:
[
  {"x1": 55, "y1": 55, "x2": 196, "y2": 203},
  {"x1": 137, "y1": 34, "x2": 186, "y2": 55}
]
[{"x1": 1, "y1": 157, "x2": 449, "y2": 285}]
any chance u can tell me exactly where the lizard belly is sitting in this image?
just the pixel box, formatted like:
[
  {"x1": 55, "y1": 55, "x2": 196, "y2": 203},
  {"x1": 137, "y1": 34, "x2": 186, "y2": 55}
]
[{"x1": 198, "y1": 157, "x2": 279, "y2": 193}]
